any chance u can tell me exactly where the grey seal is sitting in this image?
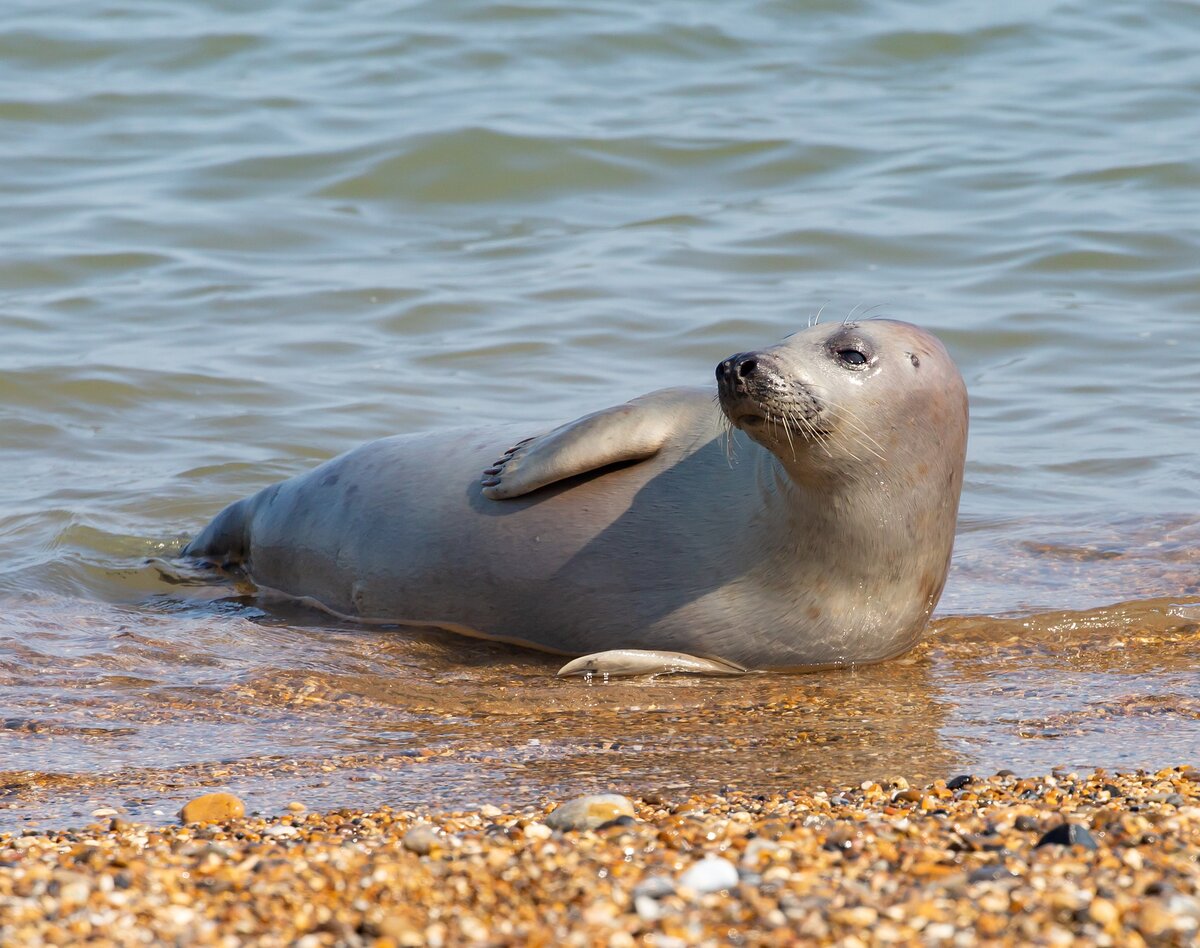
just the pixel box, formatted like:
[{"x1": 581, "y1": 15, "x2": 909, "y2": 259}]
[{"x1": 183, "y1": 319, "x2": 968, "y2": 673}]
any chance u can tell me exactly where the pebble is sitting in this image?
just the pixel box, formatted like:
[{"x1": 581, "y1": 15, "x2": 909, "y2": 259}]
[
  {"x1": 1036, "y1": 823, "x2": 1099, "y2": 850},
  {"x1": 634, "y1": 895, "x2": 665, "y2": 922},
  {"x1": 523, "y1": 821, "x2": 552, "y2": 840},
  {"x1": 1089, "y1": 897, "x2": 1119, "y2": 926},
  {"x1": 402, "y1": 824, "x2": 441, "y2": 855},
  {"x1": 742, "y1": 837, "x2": 783, "y2": 866},
  {"x1": 545, "y1": 793, "x2": 635, "y2": 831},
  {"x1": 1169, "y1": 893, "x2": 1200, "y2": 919},
  {"x1": 678, "y1": 855, "x2": 740, "y2": 894},
  {"x1": 968, "y1": 864, "x2": 1017, "y2": 883},
  {"x1": 178, "y1": 792, "x2": 245, "y2": 824},
  {"x1": 633, "y1": 875, "x2": 676, "y2": 900}
]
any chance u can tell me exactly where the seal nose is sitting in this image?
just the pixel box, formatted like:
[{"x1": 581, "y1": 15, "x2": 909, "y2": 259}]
[{"x1": 717, "y1": 352, "x2": 760, "y2": 385}]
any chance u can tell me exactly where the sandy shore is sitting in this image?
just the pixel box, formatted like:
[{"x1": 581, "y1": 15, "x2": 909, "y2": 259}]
[{"x1": 2, "y1": 768, "x2": 1198, "y2": 945}]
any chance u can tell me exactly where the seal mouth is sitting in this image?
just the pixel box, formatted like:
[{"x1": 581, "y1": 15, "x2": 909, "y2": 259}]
[{"x1": 724, "y1": 397, "x2": 828, "y2": 438}]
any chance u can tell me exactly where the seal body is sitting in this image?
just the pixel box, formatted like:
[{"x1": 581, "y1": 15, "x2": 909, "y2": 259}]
[{"x1": 184, "y1": 320, "x2": 968, "y2": 669}]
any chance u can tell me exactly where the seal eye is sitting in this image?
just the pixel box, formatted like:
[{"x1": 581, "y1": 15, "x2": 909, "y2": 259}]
[{"x1": 836, "y1": 348, "x2": 868, "y2": 367}]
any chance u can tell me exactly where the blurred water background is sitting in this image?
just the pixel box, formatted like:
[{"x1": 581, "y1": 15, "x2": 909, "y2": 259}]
[{"x1": 1, "y1": 0, "x2": 1198, "y2": 826}]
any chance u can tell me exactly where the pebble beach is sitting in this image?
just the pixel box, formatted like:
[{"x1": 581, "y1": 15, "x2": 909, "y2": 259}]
[{"x1": 3, "y1": 768, "x2": 1199, "y2": 945}]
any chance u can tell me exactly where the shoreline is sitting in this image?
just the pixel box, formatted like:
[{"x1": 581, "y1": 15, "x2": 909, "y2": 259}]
[{"x1": 2, "y1": 768, "x2": 1198, "y2": 944}]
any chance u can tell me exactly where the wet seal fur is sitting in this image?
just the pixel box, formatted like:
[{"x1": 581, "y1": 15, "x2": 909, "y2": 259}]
[{"x1": 183, "y1": 320, "x2": 968, "y2": 672}]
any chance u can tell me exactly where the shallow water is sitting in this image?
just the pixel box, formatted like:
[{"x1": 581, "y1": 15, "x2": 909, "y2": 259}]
[{"x1": 1, "y1": 0, "x2": 1199, "y2": 827}]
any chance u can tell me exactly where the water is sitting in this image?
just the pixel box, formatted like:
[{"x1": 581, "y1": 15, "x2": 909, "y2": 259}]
[{"x1": 1, "y1": 0, "x2": 1198, "y2": 827}]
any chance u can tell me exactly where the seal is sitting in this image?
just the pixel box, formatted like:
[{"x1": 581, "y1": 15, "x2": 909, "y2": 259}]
[{"x1": 183, "y1": 319, "x2": 967, "y2": 673}]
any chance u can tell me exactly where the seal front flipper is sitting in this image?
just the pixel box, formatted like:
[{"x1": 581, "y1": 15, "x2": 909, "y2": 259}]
[
  {"x1": 481, "y1": 388, "x2": 697, "y2": 500},
  {"x1": 557, "y1": 649, "x2": 749, "y2": 679}
]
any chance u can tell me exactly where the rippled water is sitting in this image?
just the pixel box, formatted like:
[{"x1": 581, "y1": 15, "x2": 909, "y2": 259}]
[{"x1": 1, "y1": 0, "x2": 1198, "y2": 826}]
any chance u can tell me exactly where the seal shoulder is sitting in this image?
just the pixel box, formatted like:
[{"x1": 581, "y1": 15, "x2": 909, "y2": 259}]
[{"x1": 480, "y1": 386, "x2": 712, "y2": 500}]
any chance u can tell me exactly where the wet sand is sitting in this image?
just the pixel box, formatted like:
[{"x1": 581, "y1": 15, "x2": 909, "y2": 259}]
[{"x1": 3, "y1": 768, "x2": 1199, "y2": 945}]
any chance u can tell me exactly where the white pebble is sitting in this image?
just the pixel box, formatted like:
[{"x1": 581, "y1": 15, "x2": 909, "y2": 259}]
[
  {"x1": 523, "y1": 822, "x2": 552, "y2": 840},
  {"x1": 678, "y1": 855, "x2": 739, "y2": 894},
  {"x1": 635, "y1": 894, "x2": 663, "y2": 921}
]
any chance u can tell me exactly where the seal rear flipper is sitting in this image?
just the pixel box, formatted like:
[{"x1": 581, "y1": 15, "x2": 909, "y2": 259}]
[
  {"x1": 180, "y1": 496, "x2": 252, "y2": 567},
  {"x1": 481, "y1": 388, "x2": 698, "y2": 500},
  {"x1": 557, "y1": 649, "x2": 749, "y2": 679}
]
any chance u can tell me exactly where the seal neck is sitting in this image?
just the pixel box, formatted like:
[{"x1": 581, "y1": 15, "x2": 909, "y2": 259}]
[{"x1": 758, "y1": 444, "x2": 961, "y2": 579}]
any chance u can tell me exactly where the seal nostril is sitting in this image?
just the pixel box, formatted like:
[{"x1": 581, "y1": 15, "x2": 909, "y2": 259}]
[
  {"x1": 716, "y1": 359, "x2": 731, "y2": 379},
  {"x1": 737, "y1": 358, "x2": 758, "y2": 379}
]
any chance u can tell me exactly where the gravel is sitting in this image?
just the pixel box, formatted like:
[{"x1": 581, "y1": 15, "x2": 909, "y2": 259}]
[{"x1": 1, "y1": 767, "x2": 1198, "y2": 944}]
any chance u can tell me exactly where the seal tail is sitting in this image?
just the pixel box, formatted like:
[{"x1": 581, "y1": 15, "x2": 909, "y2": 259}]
[{"x1": 181, "y1": 497, "x2": 252, "y2": 566}]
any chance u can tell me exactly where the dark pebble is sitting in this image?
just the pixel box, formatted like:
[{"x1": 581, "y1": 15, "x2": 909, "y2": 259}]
[
  {"x1": 1036, "y1": 823, "x2": 1098, "y2": 850},
  {"x1": 968, "y1": 864, "x2": 1017, "y2": 883},
  {"x1": 947, "y1": 775, "x2": 973, "y2": 791},
  {"x1": 996, "y1": 769, "x2": 1016, "y2": 777},
  {"x1": 1014, "y1": 815, "x2": 1042, "y2": 832},
  {"x1": 632, "y1": 875, "x2": 676, "y2": 900},
  {"x1": 822, "y1": 829, "x2": 858, "y2": 853},
  {"x1": 596, "y1": 815, "x2": 637, "y2": 831},
  {"x1": 1100, "y1": 783, "x2": 1123, "y2": 798}
]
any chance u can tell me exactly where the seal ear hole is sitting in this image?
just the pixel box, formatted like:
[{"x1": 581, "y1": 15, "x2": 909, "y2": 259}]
[{"x1": 908, "y1": 352, "x2": 920, "y2": 368}]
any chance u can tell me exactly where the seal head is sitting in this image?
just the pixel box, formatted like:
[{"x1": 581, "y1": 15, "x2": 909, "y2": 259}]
[{"x1": 718, "y1": 319, "x2": 965, "y2": 488}]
